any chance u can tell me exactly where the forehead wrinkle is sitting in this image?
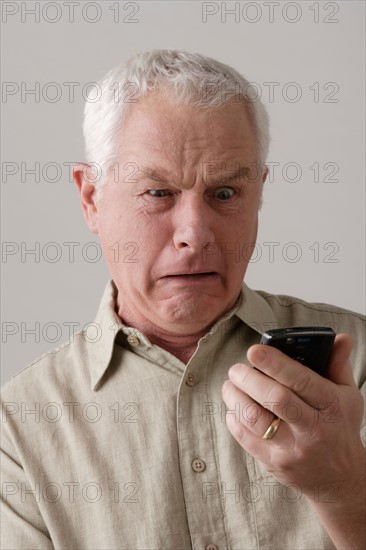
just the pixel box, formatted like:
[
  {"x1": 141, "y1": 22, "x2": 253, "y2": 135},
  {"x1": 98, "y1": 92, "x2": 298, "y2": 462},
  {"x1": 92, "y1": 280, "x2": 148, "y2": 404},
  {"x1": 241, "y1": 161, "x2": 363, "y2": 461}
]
[
  {"x1": 138, "y1": 164, "x2": 197, "y2": 191},
  {"x1": 137, "y1": 159, "x2": 252, "y2": 192},
  {"x1": 119, "y1": 100, "x2": 258, "y2": 191},
  {"x1": 135, "y1": 143, "x2": 209, "y2": 191}
]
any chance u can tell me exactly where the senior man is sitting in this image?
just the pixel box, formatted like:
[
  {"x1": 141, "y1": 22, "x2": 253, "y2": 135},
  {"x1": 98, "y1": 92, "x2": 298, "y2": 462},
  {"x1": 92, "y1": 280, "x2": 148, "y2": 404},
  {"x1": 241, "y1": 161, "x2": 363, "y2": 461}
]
[{"x1": 1, "y1": 50, "x2": 365, "y2": 550}]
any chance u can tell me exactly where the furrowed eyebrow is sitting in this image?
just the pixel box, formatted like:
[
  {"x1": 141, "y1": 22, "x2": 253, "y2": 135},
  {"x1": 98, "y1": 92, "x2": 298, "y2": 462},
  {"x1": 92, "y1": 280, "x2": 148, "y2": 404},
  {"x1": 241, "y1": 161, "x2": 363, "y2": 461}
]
[
  {"x1": 209, "y1": 165, "x2": 250, "y2": 185},
  {"x1": 204, "y1": 166, "x2": 250, "y2": 185},
  {"x1": 138, "y1": 165, "x2": 250, "y2": 186},
  {"x1": 138, "y1": 167, "x2": 169, "y2": 184}
]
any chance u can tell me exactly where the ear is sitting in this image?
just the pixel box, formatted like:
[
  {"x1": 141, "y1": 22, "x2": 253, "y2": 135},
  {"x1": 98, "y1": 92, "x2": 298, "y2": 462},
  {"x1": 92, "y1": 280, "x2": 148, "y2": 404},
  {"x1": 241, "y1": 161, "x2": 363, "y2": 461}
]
[
  {"x1": 258, "y1": 164, "x2": 269, "y2": 211},
  {"x1": 73, "y1": 163, "x2": 99, "y2": 234}
]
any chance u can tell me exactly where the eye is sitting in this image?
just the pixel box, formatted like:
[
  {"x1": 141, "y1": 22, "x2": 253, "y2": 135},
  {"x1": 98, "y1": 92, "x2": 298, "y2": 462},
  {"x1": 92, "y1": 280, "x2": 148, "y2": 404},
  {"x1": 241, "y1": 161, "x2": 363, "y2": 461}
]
[
  {"x1": 147, "y1": 189, "x2": 171, "y2": 198},
  {"x1": 213, "y1": 187, "x2": 236, "y2": 201}
]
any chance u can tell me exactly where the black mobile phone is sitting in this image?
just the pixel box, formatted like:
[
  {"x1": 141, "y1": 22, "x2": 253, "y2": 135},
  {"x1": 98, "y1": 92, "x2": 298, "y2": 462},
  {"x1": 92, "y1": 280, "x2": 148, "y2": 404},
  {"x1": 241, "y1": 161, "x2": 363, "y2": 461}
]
[{"x1": 260, "y1": 326, "x2": 336, "y2": 376}]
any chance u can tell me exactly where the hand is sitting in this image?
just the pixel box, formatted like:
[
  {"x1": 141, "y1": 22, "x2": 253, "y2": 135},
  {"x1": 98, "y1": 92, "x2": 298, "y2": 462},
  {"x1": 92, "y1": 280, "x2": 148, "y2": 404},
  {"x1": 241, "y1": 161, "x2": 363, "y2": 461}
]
[{"x1": 221, "y1": 333, "x2": 364, "y2": 498}]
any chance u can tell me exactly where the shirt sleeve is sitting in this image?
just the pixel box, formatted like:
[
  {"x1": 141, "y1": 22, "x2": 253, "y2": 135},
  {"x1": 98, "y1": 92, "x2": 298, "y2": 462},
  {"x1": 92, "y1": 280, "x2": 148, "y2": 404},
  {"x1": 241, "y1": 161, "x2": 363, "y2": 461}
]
[{"x1": 1, "y1": 440, "x2": 54, "y2": 549}]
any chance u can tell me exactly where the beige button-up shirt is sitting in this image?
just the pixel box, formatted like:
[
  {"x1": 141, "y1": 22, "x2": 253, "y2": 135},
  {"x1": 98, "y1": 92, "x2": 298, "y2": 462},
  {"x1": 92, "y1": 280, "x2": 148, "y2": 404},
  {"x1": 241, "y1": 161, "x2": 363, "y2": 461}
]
[{"x1": 1, "y1": 281, "x2": 365, "y2": 549}]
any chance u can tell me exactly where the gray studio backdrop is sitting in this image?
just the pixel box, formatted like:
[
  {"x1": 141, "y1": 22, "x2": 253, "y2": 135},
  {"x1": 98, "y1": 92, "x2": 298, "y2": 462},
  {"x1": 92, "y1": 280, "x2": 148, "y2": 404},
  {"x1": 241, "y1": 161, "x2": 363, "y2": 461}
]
[{"x1": 1, "y1": 1, "x2": 365, "y2": 383}]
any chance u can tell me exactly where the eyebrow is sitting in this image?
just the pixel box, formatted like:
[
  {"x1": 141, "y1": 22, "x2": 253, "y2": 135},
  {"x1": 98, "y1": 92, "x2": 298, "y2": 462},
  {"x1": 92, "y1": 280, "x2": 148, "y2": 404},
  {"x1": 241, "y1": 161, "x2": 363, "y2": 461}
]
[
  {"x1": 138, "y1": 165, "x2": 250, "y2": 186},
  {"x1": 211, "y1": 165, "x2": 250, "y2": 185},
  {"x1": 138, "y1": 167, "x2": 169, "y2": 184}
]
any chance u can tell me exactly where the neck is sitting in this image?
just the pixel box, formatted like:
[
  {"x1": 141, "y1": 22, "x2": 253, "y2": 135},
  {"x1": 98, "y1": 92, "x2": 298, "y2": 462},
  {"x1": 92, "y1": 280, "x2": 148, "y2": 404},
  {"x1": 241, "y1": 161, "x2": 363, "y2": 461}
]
[
  {"x1": 144, "y1": 332, "x2": 202, "y2": 364},
  {"x1": 116, "y1": 300, "x2": 211, "y2": 365}
]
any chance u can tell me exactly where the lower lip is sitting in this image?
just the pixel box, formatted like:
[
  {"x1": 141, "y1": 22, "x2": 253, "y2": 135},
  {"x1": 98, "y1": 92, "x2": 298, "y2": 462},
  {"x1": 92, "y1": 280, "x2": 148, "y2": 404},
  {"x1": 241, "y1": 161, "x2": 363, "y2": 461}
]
[{"x1": 160, "y1": 273, "x2": 220, "y2": 285}]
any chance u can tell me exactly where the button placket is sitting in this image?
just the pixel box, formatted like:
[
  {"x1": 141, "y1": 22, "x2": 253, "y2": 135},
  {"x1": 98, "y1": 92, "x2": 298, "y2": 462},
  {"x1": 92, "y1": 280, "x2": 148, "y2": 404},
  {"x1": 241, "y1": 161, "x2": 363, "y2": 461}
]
[{"x1": 176, "y1": 346, "x2": 229, "y2": 550}]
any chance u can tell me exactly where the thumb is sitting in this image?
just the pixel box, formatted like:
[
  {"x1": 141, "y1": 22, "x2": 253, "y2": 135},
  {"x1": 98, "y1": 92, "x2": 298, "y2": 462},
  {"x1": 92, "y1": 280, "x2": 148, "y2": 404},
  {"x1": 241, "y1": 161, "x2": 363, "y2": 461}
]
[{"x1": 327, "y1": 333, "x2": 355, "y2": 386}]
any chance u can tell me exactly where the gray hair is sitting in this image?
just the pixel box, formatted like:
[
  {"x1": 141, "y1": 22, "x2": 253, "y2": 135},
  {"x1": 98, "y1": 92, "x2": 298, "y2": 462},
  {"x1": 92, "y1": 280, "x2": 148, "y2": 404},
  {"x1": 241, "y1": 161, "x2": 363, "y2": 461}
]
[{"x1": 83, "y1": 49, "x2": 270, "y2": 197}]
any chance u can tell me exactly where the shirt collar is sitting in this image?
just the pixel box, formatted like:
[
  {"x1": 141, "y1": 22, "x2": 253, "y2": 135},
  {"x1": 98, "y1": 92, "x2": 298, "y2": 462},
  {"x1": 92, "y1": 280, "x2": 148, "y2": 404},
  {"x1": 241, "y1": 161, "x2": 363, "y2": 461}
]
[
  {"x1": 88, "y1": 280, "x2": 124, "y2": 391},
  {"x1": 89, "y1": 280, "x2": 278, "y2": 391},
  {"x1": 235, "y1": 282, "x2": 278, "y2": 334}
]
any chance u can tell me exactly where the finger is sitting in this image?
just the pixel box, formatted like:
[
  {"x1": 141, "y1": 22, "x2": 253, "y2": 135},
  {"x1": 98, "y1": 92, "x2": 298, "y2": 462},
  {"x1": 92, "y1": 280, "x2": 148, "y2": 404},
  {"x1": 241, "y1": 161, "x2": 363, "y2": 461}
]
[
  {"x1": 326, "y1": 333, "x2": 355, "y2": 386},
  {"x1": 228, "y1": 362, "x2": 313, "y2": 427},
  {"x1": 222, "y1": 379, "x2": 275, "y2": 437},
  {"x1": 225, "y1": 406, "x2": 275, "y2": 460},
  {"x1": 246, "y1": 345, "x2": 335, "y2": 408}
]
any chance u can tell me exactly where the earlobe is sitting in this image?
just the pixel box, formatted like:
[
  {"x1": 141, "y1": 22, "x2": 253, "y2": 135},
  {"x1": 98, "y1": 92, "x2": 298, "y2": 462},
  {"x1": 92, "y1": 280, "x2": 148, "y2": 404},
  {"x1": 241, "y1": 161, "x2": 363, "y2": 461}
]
[{"x1": 73, "y1": 163, "x2": 99, "y2": 234}]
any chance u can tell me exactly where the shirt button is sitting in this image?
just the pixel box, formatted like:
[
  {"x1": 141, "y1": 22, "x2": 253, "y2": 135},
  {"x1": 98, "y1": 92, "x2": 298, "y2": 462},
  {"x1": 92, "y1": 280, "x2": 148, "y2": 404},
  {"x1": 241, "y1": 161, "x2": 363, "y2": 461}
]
[
  {"x1": 205, "y1": 545, "x2": 218, "y2": 550},
  {"x1": 127, "y1": 335, "x2": 140, "y2": 347},
  {"x1": 186, "y1": 373, "x2": 195, "y2": 387},
  {"x1": 192, "y1": 457, "x2": 206, "y2": 473}
]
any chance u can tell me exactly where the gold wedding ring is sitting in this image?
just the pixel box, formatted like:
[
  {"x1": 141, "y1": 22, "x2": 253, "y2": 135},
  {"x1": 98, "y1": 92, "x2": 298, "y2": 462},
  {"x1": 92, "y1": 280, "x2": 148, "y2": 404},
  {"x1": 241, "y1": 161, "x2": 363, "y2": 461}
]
[{"x1": 262, "y1": 417, "x2": 281, "y2": 440}]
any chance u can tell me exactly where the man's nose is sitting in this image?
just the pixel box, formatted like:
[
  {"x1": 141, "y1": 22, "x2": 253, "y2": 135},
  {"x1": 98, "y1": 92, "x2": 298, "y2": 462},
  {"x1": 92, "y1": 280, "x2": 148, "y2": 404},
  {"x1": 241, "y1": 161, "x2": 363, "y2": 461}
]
[{"x1": 172, "y1": 195, "x2": 215, "y2": 251}]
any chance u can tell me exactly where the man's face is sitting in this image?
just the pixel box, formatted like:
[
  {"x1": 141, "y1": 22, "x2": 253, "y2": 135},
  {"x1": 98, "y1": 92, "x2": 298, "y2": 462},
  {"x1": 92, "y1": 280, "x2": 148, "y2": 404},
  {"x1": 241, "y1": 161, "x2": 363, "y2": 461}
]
[{"x1": 90, "y1": 92, "x2": 266, "y2": 335}]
